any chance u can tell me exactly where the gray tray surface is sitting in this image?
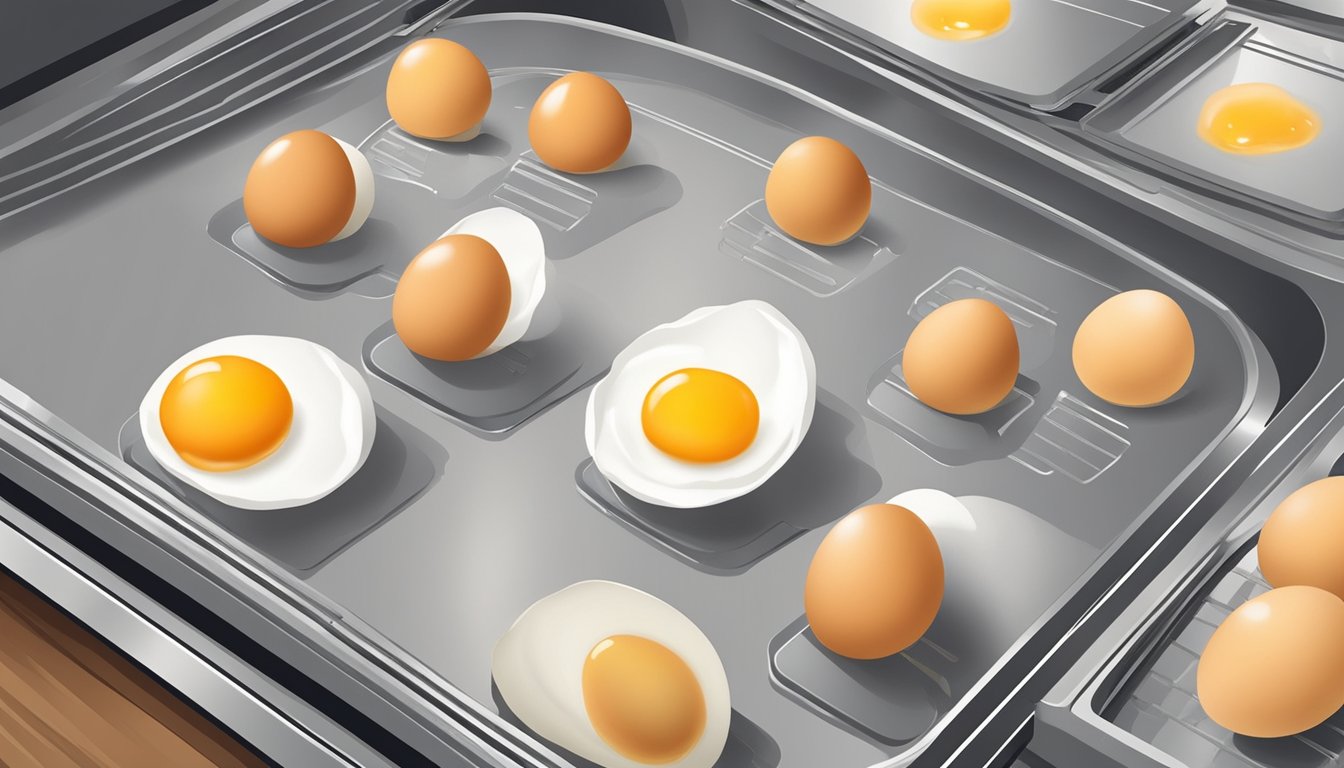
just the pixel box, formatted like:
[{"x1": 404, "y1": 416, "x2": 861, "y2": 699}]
[{"x1": 0, "y1": 14, "x2": 1269, "y2": 768}]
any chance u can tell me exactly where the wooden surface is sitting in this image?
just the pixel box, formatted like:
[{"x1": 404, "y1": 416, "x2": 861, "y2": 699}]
[{"x1": 0, "y1": 568, "x2": 265, "y2": 767}]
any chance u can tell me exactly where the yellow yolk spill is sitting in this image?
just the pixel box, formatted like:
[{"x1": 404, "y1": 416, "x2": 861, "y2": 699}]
[
  {"x1": 641, "y1": 368, "x2": 759, "y2": 463},
  {"x1": 911, "y1": 0, "x2": 1011, "y2": 41},
  {"x1": 159, "y1": 355, "x2": 293, "y2": 472},
  {"x1": 582, "y1": 635, "x2": 707, "y2": 764},
  {"x1": 1198, "y1": 83, "x2": 1320, "y2": 155}
]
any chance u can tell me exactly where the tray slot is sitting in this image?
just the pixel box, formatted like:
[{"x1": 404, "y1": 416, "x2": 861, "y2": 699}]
[
  {"x1": 1012, "y1": 392, "x2": 1130, "y2": 483},
  {"x1": 364, "y1": 273, "x2": 614, "y2": 436},
  {"x1": 772, "y1": 494, "x2": 1098, "y2": 745},
  {"x1": 363, "y1": 120, "x2": 514, "y2": 200},
  {"x1": 576, "y1": 397, "x2": 881, "y2": 573},
  {"x1": 867, "y1": 350, "x2": 1042, "y2": 466},
  {"x1": 118, "y1": 408, "x2": 439, "y2": 572},
  {"x1": 492, "y1": 153, "x2": 597, "y2": 231},
  {"x1": 719, "y1": 200, "x2": 896, "y2": 297},
  {"x1": 909, "y1": 267, "x2": 1058, "y2": 369}
]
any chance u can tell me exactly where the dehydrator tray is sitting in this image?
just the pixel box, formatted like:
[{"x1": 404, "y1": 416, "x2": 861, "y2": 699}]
[
  {"x1": 0, "y1": 10, "x2": 1289, "y2": 768},
  {"x1": 1082, "y1": 8, "x2": 1344, "y2": 224}
]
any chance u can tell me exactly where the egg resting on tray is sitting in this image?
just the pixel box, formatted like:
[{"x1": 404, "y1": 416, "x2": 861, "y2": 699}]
[
  {"x1": 585, "y1": 300, "x2": 816, "y2": 509},
  {"x1": 386, "y1": 38, "x2": 492, "y2": 141},
  {"x1": 392, "y1": 207, "x2": 547, "y2": 362},
  {"x1": 244, "y1": 130, "x2": 375, "y2": 249},
  {"x1": 140, "y1": 335, "x2": 375, "y2": 510},
  {"x1": 529, "y1": 71, "x2": 632, "y2": 174},
  {"x1": 493, "y1": 580, "x2": 731, "y2": 768}
]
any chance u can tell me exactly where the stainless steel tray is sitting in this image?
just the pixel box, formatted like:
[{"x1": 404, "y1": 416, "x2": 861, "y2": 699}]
[
  {"x1": 0, "y1": 7, "x2": 1316, "y2": 768},
  {"x1": 1033, "y1": 397, "x2": 1344, "y2": 768},
  {"x1": 755, "y1": 0, "x2": 1206, "y2": 110},
  {"x1": 1083, "y1": 8, "x2": 1344, "y2": 223}
]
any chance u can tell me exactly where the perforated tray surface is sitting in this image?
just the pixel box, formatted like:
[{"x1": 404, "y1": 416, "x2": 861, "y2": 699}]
[
  {"x1": 1110, "y1": 546, "x2": 1344, "y2": 768},
  {"x1": 0, "y1": 14, "x2": 1271, "y2": 768}
]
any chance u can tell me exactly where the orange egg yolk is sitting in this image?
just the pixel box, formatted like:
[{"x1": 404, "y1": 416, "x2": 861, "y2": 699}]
[
  {"x1": 159, "y1": 356, "x2": 293, "y2": 472},
  {"x1": 1198, "y1": 83, "x2": 1320, "y2": 155},
  {"x1": 641, "y1": 368, "x2": 759, "y2": 463},
  {"x1": 582, "y1": 635, "x2": 706, "y2": 764},
  {"x1": 911, "y1": 0, "x2": 1011, "y2": 41}
]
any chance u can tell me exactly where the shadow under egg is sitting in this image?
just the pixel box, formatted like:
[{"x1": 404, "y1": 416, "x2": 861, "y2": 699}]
[
  {"x1": 576, "y1": 393, "x2": 883, "y2": 574},
  {"x1": 491, "y1": 680, "x2": 780, "y2": 768}
]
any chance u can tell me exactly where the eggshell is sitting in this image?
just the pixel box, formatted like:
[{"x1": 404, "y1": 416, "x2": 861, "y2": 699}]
[
  {"x1": 392, "y1": 235, "x2": 511, "y2": 362},
  {"x1": 903, "y1": 298, "x2": 1020, "y2": 415},
  {"x1": 764, "y1": 136, "x2": 871, "y2": 246},
  {"x1": 529, "y1": 72, "x2": 632, "y2": 174},
  {"x1": 804, "y1": 503, "x2": 944, "y2": 659},
  {"x1": 1259, "y1": 477, "x2": 1344, "y2": 600},
  {"x1": 1072, "y1": 289, "x2": 1194, "y2": 407},
  {"x1": 1197, "y1": 585, "x2": 1344, "y2": 738},
  {"x1": 243, "y1": 130, "x2": 357, "y2": 248},
  {"x1": 386, "y1": 39, "x2": 492, "y2": 140}
]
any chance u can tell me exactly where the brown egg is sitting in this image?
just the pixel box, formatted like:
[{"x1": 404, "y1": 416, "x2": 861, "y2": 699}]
[
  {"x1": 528, "y1": 72, "x2": 631, "y2": 174},
  {"x1": 1073, "y1": 290, "x2": 1194, "y2": 407},
  {"x1": 903, "y1": 298, "x2": 1020, "y2": 416},
  {"x1": 1259, "y1": 477, "x2": 1344, "y2": 600},
  {"x1": 805, "y1": 503, "x2": 944, "y2": 660},
  {"x1": 243, "y1": 130, "x2": 363, "y2": 248},
  {"x1": 1197, "y1": 586, "x2": 1344, "y2": 738},
  {"x1": 764, "y1": 136, "x2": 871, "y2": 246},
  {"x1": 386, "y1": 39, "x2": 491, "y2": 140},
  {"x1": 392, "y1": 235, "x2": 512, "y2": 361}
]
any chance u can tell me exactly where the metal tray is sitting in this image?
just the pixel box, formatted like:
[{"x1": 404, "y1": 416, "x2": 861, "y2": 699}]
[
  {"x1": 0, "y1": 10, "x2": 1289, "y2": 768},
  {"x1": 1032, "y1": 399, "x2": 1344, "y2": 768},
  {"x1": 760, "y1": 0, "x2": 1205, "y2": 110},
  {"x1": 1083, "y1": 9, "x2": 1344, "y2": 223}
]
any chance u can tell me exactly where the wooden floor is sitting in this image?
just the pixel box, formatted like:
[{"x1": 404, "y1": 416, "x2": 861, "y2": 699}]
[{"x1": 0, "y1": 568, "x2": 265, "y2": 767}]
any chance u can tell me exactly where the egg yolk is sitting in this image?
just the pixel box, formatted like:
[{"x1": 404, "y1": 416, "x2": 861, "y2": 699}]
[
  {"x1": 911, "y1": 0, "x2": 1011, "y2": 41},
  {"x1": 583, "y1": 635, "x2": 706, "y2": 764},
  {"x1": 641, "y1": 368, "x2": 759, "y2": 463},
  {"x1": 159, "y1": 356, "x2": 293, "y2": 472},
  {"x1": 1198, "y1": 83, "x2": 1320, "y2": 155}
]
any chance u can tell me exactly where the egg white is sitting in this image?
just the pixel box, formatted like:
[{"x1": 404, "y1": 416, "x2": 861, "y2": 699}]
[
  {"x1": 442, "y1": 207, "x2": 547, "y2": 357},
  {"x1": 139, "y1": 335, "x2": 375, "y2": 510},
  {"x1": 585, "y1": 300, "x2": 816, "y2": 508},
  {"x1": 492, "y1": 581, "x2": 731, "y2": 768},
  {"x1": 887, "y1": 488, "x2": 974, "y2": 534},
  {"x1": 331, "y1": 137, "x2": 375, "y2": 242}
]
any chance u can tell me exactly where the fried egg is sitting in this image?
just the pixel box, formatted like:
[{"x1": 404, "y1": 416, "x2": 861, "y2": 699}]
[
  {"x1": 392, "y1": 207, "x2": 546, "y2": 361},
  {"x1": 493, "y1": 581, "x2": 730, "y2": 768},
  {"x1": 1198, "y1": 83, "x2": 1319, "y2": 156},
  {"x1": 586, "y1": 300, "x2": 816, "y2": 508},
  {"x1": 139, "y1": 336, "x2": 375, "y2": 510},
  {"x1": 911, "y1": 0, "x2": 1012, "y2": 41}
]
